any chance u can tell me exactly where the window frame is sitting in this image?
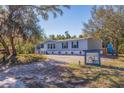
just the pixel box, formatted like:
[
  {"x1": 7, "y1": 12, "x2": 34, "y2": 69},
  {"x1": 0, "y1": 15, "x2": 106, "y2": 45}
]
[
  {"x1": 62, "y1": 42, "x2": 68, "y2": 49},
  {"x1": 72, "y1": 41, "x2": 79, "y2": 48},
  {"x1": 47, "y1": 43, "x2": 56, "y2": 49},
  {"x1": 41, "y1": 44, "x2": 44, "y2": 48}
]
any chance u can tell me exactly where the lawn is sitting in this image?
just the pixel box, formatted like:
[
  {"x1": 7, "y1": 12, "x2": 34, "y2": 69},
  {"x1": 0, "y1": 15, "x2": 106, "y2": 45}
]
[{"x1": 64, "y1": 56, "x2": 124, "y2": 87}]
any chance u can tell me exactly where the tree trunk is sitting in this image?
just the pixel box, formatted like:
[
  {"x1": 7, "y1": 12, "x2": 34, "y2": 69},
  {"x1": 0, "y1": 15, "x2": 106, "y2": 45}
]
[
  {"x1": 10, "y1": 36, "x2": 16, "y2": 56},
  {"x1": 9, "y1": 36, "x2": 17, "y2": 64},
  {"x1": 115, "y1": 38, "x2": 119, "y2": 57},
  {"x1": 0, "y1": 35, "x2": 10, "y2": 55},
  {"x1": 0, "y1": 35, "x2": 11, "y2": 64}
]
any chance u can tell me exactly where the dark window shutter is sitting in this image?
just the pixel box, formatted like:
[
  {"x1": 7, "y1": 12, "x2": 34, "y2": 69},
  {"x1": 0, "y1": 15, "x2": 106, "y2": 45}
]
[
  {"x1": 77, "y1": 41, "x2": 79, "y2": 48},
  {"x1": 62, "y1": 43, "x2": 63, "y2": 48},
  {"x1": 66, "y1": 42, "x2": 68, "y2": 48},
  {"x1": 72, "y1": 42, "x2": 73, "y2": 48},
  {"x1": 51, "y1": 44, "x2": 52, "y2": 49}
]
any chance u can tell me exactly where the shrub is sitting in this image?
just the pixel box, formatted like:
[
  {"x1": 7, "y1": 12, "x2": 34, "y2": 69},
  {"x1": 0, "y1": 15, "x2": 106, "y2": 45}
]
[
  {"x1": 118, "y1": 44, "x2": 124, "y2": 54},
  {"x1": 16, "y1": 54, "x2": 47, "y2": 64},
  {"x1": 16, "y1": 42, "x2": 35, "y2": 54}
]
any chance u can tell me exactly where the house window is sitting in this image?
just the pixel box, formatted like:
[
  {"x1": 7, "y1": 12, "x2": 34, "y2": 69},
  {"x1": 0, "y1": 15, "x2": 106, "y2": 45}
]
[
  {"x1": 50, "y1": 44, "x2": 52, "y2": 49},
  {"x1": 37, "y1": 45, "x2": 41, "y2": 49},
  {"x1": 41, "y1": 44, "x2": 44, "y2": 48},
  {"x1": 53, "y1": 44, "x2": 55, "y2": 49},
  {"x1": 72, "y1": 41, "x2": 79, "y2": 48},
  {"x1": 48, "y1": 44, "x2": 51, "y2": 49},
  {"x1": 48, "y1": 44, "x2": 50, "y2": 49},
  {"x1": 62, "y1": 42, "x2": 68, "y2": 49},
  {"x1": 47, "y1": 44, "x2": 55, "y2": 49}
]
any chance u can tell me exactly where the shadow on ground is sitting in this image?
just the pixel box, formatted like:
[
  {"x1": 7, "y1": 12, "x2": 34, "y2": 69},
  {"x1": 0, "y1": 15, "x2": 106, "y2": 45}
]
[
  {"x1": 0, "y1": 58, "x2": 124, "y2": 88},
  {"x1": 101, "y1": 65, "x2": 124, "y2": 71}
]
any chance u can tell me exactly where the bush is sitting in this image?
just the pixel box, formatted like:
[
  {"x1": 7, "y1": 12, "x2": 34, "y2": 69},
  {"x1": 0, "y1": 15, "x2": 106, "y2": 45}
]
[
  {"x1": 119, "y1": 44, "x2": 124, "y2": 54},
  {"x1": 16, "y1": 42, "x2": 35, "y2": 54},
  {"x1": 16, "y1": 54, "x2": 47, "y2": 64}
]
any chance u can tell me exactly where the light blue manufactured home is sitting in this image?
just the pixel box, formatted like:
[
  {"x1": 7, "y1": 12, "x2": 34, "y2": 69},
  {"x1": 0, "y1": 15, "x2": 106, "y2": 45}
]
[{"x1": 35, "y1": 38, "x2": 102, "y2": 55}]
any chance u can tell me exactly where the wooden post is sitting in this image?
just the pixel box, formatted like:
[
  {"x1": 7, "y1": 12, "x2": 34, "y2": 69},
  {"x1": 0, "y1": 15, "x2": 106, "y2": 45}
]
[{"x1": 78, "y1": 61, "x2": 81, "y2": 65}]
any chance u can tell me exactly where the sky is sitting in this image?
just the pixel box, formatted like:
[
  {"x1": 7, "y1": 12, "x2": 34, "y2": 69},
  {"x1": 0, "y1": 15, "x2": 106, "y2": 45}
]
[{"x1": 39, "y1": 5, "x2": 93, "y2": 37}]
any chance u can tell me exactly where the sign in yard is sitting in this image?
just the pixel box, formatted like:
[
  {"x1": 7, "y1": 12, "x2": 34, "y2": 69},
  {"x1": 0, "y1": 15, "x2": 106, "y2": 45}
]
[{"x1": 83, "y1": 50, "x2": 101, "y2": 66}]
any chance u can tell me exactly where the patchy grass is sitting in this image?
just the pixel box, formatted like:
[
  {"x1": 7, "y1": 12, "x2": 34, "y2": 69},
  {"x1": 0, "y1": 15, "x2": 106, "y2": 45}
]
[
  {"x1": 0, "y1": 54, "x2": 124, "y2": 87},
  {"x1": 16, "y1": 54, "x2": 47, "y2": 64},
  {"x1": 0, "y1": 54, "x2": 4, "y2": 63},
  {"x1": 68, "y1": 63, "x2": 81, "y2": 69},
  {"x1": 65, "y1": 56, "x2": 124, "y2": 87},
  {"x1": 102, "y1": 57, "x2": 124, "y2": 68},
  {"x1": 0, "y1": 54, "x2": 46, "y2": 64},
  {"x1": 0, "y1": 54, "x2": 3, "y2": 60}
]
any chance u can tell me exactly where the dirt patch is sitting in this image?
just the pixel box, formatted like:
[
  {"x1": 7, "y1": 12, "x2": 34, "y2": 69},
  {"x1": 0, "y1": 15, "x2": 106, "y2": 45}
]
[{"x1": 0, "y1": 55, "x2": 123, "y2": 88}]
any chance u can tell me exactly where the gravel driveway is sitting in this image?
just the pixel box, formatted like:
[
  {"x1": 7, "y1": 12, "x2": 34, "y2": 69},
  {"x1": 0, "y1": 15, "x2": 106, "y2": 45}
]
[
  {"x1": 46, "y1": 55, "x2": 114, "y2": 65},
  {"x1": 47, "y1": 55, "x2": 84, "y2": 65}
]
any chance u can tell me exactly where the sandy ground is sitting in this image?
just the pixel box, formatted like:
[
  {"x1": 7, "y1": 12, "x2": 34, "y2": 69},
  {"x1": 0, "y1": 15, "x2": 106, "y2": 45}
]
[
  {"x1": 47, "y1": 55, "x2": 84, "y2": 65},
  {"x1": 47, "y1": 55, "x2": 114, "y2": 65},
  {"x1": 0, "y1": 55, "x2": 117, "y2": 88}
]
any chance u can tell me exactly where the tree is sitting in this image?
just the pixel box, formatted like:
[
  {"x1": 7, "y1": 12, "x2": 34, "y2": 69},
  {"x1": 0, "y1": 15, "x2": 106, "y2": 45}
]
[
  {"x1": 0, "y1": 5, "x2": 69, "y2": 63},
  {"x1": 49, "y1": 35, "x2": 56, "y2": 40},
  {"x1": 71, "y1": 35, "x2": 77, "y2": 39},
  {"x1": 83, "y1": 6, "x2": 124, "y2": 56},
  {"x1": 48, "y1": 34, "x2": 67, "y2": 40},
  {"x1": 61, "y1": 35, "x2": 66, "y2": 40},
  {"x1": 48, "y1": 31, "x2": 78, "y2": 40},
  {"x1": 0, "y1": 7, "x2": 11, "y2": 55},
  {"x1": 56, "y1": 34, "x2": 62, "y2": 40},
  {"x1": 79, "y1": 34, "x2": 83, "y2": 38},
  {"x1": 65, "y1": 31, "x2": 71, "y2": 39}
]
